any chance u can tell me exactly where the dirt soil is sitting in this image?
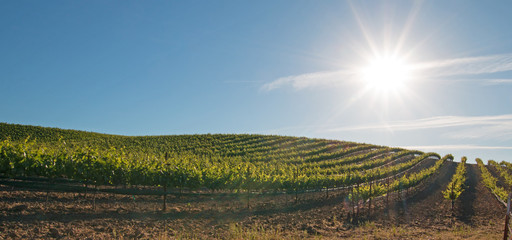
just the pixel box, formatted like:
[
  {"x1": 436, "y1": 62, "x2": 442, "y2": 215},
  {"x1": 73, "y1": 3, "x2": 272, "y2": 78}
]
[{"x1": 0, "y1": 162, "x2": 508, "y2": 239}]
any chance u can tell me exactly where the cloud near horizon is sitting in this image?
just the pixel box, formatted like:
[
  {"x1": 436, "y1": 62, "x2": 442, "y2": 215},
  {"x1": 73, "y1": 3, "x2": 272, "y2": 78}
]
[
  {"x1": 400, "y1": 144, "x2": 512, "y2": 150},
  {"x1": 322, "y1": 114, "x2": 512, "y2": 141},
  {"x1": 262, "y1": 53, "x2": 512, "y2": 91}
]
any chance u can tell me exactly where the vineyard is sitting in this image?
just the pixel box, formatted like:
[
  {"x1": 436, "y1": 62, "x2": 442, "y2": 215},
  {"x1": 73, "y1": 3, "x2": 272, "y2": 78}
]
[{"x1": 0, "y1": 123, "x2": 510, "y2": 239}]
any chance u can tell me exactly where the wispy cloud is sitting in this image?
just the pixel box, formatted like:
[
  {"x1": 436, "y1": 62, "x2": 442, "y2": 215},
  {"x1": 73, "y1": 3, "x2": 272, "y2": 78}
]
[
  {"x1": 325, "y1": 114, "x2": 512, "y2": 131},
  {"x1": 417, "y1": 53, "x2": 512, "y2": 77},
  {"x1": 447, "y1": 121, "x2": 512, "y2": 140},
  {"x1": 261, "y1": 70, "x2": 355, "y2": 91},
  {"x1": 262, "y1": 53, "x2": 512, "y2": 91},
  {"x1": 400, "y1": 145, "x2": 512, "y2": 150},
  {"x1": 483, "y1": 79, "x2": 512, "y2": 85},
  {"x1": 322, "y1": 114, "x2": 512, "y2": 141}
]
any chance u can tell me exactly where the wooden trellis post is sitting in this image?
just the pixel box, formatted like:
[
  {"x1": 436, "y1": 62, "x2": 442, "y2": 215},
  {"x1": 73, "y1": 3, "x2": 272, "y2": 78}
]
[{"x1": 504, "y1": 193, "x2": 512, "y2": 240}]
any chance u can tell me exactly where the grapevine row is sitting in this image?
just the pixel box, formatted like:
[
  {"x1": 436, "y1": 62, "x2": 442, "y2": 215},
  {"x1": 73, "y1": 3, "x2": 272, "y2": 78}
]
[
  {"x1": 443, "y1": 156, "x2": 466, "y2": 210},
  {"x1": 347, "y1": 154, "x2": 452, "y2": 218},
  {"x1": 476, "y1": 158, "x2": 508, "y2": 202},
  {"x1": 488, "y1": 160, "x2": 512, "y2": 189},
  {"x1": 0, "y1": 138, "x2": 427, "y2": 194}
]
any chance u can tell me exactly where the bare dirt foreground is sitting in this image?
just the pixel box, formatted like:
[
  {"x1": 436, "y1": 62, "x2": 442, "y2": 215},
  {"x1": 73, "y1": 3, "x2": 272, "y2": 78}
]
[{"x1": 0, "y1": 163, "x2": 507, "y2": 239}]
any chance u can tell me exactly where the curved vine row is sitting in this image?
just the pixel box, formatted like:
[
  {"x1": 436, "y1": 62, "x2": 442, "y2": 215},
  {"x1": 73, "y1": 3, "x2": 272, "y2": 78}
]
[
  {"x1": 476, "y1": 158, "x2": 508, "y2": 203},
  {"x1": 443, "y1": 156, "x2": 467, "y2": 211}
]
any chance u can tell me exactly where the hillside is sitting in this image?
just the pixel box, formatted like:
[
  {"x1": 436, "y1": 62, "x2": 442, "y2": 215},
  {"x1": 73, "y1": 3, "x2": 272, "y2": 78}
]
[
  {"x1": 0, "y1": 122, "x2": 437, "y2": 193},
  {"x1": 0, "y1": 122, "x2": 367, "y2": 156},
  {"x1": 0, "y1": 123, "x2": 507, "y2": 239}
]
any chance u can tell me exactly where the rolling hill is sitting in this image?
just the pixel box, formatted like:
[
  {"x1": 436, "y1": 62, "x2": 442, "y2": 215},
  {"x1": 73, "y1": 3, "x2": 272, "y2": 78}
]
[{"x1": 0, "y1": 122, "x2": 507, "y2": 239}]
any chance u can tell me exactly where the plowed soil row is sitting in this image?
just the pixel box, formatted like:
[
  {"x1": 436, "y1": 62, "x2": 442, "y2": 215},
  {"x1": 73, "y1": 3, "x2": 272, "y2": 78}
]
[{"x1": 380, "y1": 163, "x2": 504, "y2": 224}]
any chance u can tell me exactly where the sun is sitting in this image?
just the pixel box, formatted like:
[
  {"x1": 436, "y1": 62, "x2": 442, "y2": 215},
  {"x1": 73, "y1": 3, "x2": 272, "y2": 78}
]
[{"x1": 360, "y1": 56, "x2": 411, "y2": 92}]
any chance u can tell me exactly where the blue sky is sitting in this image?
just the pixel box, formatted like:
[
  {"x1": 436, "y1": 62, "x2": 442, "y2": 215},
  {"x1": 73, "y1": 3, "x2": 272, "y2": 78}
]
[{"x1": 1, "y1": 1, "x2": 512, "y2": 162}]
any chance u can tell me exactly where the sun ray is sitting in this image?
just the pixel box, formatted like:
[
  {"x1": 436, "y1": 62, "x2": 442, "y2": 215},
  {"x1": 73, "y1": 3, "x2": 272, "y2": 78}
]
[
  {"x1": 393, "y1": 1, "x2": 423, "y2": 57},
  {"x1": 348, "y1": 2, "x2": 380, "y2": 58}
]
